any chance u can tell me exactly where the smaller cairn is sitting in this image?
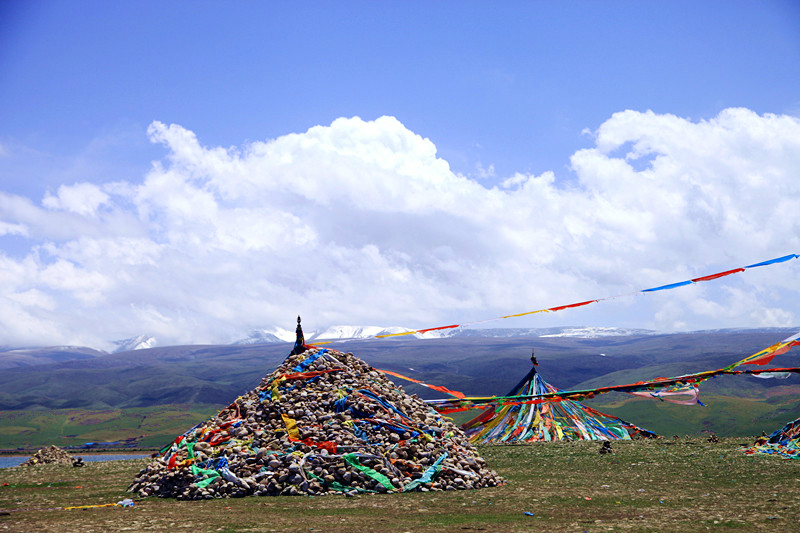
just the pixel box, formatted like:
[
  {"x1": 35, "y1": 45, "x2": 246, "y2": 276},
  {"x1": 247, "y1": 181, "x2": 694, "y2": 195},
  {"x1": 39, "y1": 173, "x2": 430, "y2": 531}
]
[
  {"x1": 752, "y1": 431, "x2": 769, "y2": 447},
  {"x1": 21, "y1": 445, "x2": 76, "y2": 466},
  {"x1": 707, "y1": 434, "x2": 720, "y2": 444}
]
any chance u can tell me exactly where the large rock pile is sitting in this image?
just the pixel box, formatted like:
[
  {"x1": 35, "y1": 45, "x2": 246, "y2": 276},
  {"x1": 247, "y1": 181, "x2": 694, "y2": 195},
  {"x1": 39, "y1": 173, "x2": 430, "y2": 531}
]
[
  {"x1": 21, "y1": 445, "x2": 75, "y2": 466},
  {"x1": 129, "y1": 347, "x2": 503, "y2": 499}
]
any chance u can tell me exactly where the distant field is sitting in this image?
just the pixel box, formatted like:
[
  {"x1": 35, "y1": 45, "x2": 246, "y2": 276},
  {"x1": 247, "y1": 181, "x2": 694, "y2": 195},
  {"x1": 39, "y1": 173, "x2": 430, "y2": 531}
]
[
  {"x1": 1, "y1": 438, "x2": 798, "y2": 532},
  {"x1": 2, "y1": 392, "x2": 800, "y2": 452},
  {"x1": 0, "y1": 404, "x2": 220, "y2": 451},
  {"x1": 585, "y1": 392, "x2": 800, "y2": 438}
]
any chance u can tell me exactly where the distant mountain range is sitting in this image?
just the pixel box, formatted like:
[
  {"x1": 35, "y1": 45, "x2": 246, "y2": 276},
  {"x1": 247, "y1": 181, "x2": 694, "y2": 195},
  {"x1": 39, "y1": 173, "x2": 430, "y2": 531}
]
[
  {"x1": 0, "y1": 325, "x2": 682, "y2": 370},
  {"x1": 0, "y1": 336, "x2": 156, "y2": 370},
  {"x1": 2, "y1": 326, "x2": 797, "y2": 371},
  {"x1": 2, "y1": 326, "x2": 798, "y2": 448},
  {"x1": 0, "y1": 345, "x2": 107, "y2": 370},
  {"x1": 232, "y1": 325, "x2": 659, "y2": 345},
  {"x1": 0, "y1": 325, "x2": 658, "y2": 369},
  {"x1": 233, "y1": 325, "x2": 421, "y2": 345}
]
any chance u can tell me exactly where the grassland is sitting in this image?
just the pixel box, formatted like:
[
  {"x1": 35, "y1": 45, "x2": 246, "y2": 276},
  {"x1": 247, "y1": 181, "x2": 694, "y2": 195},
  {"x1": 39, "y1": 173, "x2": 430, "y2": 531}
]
[
  {"x1": 2, "y1": 438, "x2": 798, "y2": 532},
  {"x1": 0, "y1": 404, "x2": 220, "y2": 451}
]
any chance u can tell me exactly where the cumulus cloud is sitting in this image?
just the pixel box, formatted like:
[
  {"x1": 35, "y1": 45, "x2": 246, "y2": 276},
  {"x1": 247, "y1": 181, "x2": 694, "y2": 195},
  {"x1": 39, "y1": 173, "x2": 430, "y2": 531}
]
[
  {"x1": 0, "y1": 109, "x2": 798, "y2": 348},
  {"x1": 43, "y1": 182, "x2": 110, "y2": 216}
]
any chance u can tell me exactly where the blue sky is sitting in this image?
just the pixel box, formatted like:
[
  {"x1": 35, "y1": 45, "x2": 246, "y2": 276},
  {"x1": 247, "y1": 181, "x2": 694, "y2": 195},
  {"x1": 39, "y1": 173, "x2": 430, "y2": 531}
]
[{"x1": 1, "y1": 1, "x2": 799, "y2": 348}]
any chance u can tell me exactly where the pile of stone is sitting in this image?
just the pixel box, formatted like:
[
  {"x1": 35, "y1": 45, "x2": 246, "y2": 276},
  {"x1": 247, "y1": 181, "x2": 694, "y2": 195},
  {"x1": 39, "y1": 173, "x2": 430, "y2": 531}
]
[
  {"x1": 21, "y1": 445, "x2": 75, "y2": 466},
  {"x1": 129, "y1": 347, "x2": 503, "y2": 499}
]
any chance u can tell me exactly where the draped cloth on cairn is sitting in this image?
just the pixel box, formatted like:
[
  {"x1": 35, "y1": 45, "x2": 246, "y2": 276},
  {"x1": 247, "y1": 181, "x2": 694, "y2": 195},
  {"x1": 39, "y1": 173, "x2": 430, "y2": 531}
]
[
  {"x1": 744, "y1": 416, "x2": 800, "y2": 459},
  {"x1": 129, "y1": 347, "x2": 503, "y2": 499},
  {"x1": 461, "y1": 366, "x2": 658, "y2": 443}
]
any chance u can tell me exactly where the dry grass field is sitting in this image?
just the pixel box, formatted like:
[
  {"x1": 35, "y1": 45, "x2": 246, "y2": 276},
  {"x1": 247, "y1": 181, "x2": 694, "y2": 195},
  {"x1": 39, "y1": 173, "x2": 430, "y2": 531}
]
[{"x1": 2, "y1": 437, "x2": 799, "y2": 532}]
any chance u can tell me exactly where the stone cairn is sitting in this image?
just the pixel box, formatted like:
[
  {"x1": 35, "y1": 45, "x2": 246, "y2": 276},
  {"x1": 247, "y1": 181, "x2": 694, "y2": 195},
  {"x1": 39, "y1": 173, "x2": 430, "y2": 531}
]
[
  {"x1": 21, "y1": 445, "x2": 75, "y2": 466},
  {"x1": 129, "y1": 347, "x2": 504, "y2": 499}
]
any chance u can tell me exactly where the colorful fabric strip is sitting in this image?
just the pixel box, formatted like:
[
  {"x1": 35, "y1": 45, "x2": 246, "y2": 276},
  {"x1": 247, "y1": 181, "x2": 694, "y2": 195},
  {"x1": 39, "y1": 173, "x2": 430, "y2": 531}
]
[
  {"x1": 691, "y1": 268, "x2": 745, "y2": 282},
  {"x1": 343, "y1": 453, "x2": 396, "y2": 491},
  {"x1": 641, "y1": 280, "x2": 694, "y2": 292},
  {"x1": 281, "y1": 414, "x2": 300, "y2": 440},
  {"x1": 378, "y1": 369, "x2": 466, "y2": 398},
  {"x1": 403, "y1": 452, "x2": 448, "y2": 491},
  {"x1": 725, "y1": 332, "x2": 800, "y2": 369},
  {"x1": 745, "y1": 254, "x2": 799, "y2": 268},
  {"x1": 291, "y1": 349, "x2": 328, "y2": 372},
  {"x1": 547, "y1": 300, "x2": 597, "y2": 312}
]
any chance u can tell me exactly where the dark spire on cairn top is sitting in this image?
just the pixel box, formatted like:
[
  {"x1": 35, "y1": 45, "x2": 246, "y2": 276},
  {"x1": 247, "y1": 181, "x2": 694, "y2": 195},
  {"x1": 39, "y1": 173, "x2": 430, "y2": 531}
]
[{"x1": 290, "y1": 315, "x2": 305, "y2": 355}]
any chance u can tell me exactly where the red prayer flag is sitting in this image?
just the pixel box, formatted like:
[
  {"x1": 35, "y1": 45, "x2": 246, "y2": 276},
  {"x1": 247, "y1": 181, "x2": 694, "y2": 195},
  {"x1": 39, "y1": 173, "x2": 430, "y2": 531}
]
[
  {"x1": 417, "y1": 324, "x2": 460, "y2": 334},
  {"x1": 691, "y1": 268, "x2": 745, "y2": 282},
  {"x1": 547, "y1": 300, "x2": 597, "y2": 312}
]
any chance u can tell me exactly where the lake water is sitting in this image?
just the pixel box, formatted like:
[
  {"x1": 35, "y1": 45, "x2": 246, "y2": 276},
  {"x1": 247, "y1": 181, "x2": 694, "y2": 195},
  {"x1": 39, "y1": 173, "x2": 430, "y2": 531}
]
[{"x1": 0, "y1": 454, "x2": 149, "y2": 469}]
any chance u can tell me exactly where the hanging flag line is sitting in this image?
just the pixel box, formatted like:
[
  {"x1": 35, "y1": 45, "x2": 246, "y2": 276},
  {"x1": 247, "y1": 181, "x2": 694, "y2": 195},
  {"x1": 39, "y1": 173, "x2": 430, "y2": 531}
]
[
  {"x1": 311, "y1": 253, "x2": 799, "y2": 344},
  {"x1": 410, "y1": 329, "x2": 800, "y2": 411},
  {"x1": 377, "y1": 369, "x2": 466, "y2": 399},
  {"x1": 724, "y1": 331, "x2": 800, "y2": 369},
  {"x1": 425, "y1": 367, "x2": 800, "y2": 413}
]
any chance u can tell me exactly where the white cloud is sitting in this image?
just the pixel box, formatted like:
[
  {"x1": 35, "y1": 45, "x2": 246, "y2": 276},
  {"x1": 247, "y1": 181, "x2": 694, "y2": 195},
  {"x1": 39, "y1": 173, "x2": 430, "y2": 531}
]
[
  {"x1": 0, "y1": 220, "x2": 28, "y2": 237},
  {"x1": 0, "y1": 109, "x2": 798, "y2": 348},
  {"x1": 7, "y1": 289, "x2": 56, "y2": 311},
  {"x1": 43, "y1": 182, "x2": 110, "y2": 216}
]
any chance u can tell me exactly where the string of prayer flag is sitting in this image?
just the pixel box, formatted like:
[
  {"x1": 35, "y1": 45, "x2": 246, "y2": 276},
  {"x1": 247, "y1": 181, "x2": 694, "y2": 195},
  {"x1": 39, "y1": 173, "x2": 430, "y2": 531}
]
[{"x1": 312, "y1": 253, "x2": 798, "y2": 344}]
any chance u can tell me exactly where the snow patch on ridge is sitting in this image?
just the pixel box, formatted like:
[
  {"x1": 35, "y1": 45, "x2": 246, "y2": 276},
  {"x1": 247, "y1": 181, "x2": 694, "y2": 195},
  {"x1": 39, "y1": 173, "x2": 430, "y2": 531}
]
[
  {"x1": 112, "y1": 335, "x2": 157, "y2": 352},
  {"x1": 539, "y1": 327, "x2": 652, "y2": 338},
  {"x1": 234, "y1": 327, "x2": 295, "y2": 344}
]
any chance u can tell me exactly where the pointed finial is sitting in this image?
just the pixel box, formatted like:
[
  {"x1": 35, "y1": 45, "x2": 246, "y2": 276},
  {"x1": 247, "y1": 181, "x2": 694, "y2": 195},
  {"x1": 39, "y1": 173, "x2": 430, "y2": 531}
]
[{"x1": 291, "y1": 315, "x2": 305, "y2": 355}]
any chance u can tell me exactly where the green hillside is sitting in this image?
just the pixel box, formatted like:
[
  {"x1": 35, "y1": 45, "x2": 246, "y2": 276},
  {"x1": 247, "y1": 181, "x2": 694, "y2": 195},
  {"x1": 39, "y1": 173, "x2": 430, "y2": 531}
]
[{"x1": 0, "y1": 404, "x2": 220, "y2": 450}]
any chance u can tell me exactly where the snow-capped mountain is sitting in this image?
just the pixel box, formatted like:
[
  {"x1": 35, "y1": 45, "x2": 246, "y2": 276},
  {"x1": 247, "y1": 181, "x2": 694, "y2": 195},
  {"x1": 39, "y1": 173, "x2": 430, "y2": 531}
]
[
  {"x1": 233, "y1": 325, "x2": 418, "y2": 345},
  {"x1": 308, "y1": 325, "x2": 416, "y2": 341},
  {"x1": 112, "y1": 335, "x2": 157, "y2": 353},
  {"x1": 232, "y1": 325, "x2": 657, "y2": 345},
  {"x1": 233, "y1": 327, "x2": 295, "y2": 345}
]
